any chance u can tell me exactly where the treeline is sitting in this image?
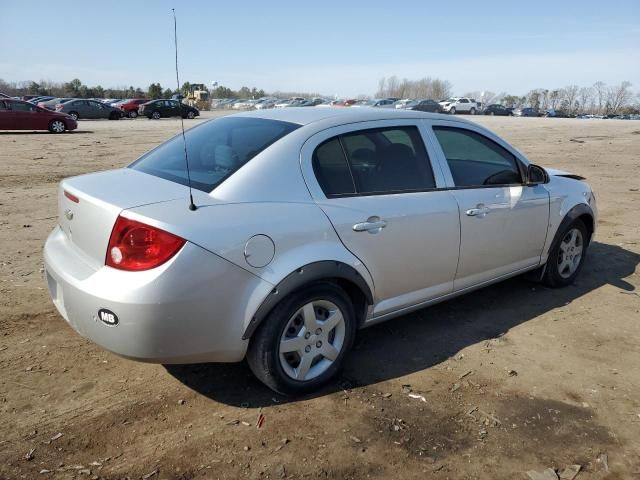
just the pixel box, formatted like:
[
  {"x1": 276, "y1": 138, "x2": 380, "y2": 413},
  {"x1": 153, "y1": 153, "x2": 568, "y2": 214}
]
[
  {"x1": 0, "y1": 78, "x2": 268, "y2": 101},
  {"x1": 471, "y1": 81, "x2": 637, "y2": 115},
  {"x1": 376, "y1": 76, "x2": 453, "y2": 101}
]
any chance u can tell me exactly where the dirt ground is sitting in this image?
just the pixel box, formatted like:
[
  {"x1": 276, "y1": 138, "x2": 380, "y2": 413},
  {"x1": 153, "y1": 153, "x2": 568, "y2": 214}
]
[{"x1": 0, "y1": 112, "x2": 639, "y2": 480}]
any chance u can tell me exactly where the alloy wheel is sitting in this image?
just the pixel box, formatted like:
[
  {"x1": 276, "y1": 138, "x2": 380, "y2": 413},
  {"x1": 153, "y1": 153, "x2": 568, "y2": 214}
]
[
  {"x1": 557, "y1": 228, "x2": 583, "y2": 278},
  {"x1": 279, "y1": 300, "x2": 346, "y2": 381},
  {"x1": 50, "y1": 120, "x2": 65, "y2": 133}
]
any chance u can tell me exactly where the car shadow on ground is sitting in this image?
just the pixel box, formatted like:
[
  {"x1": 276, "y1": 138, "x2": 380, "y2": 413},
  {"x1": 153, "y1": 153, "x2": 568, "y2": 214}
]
[{"x1": 165, "y1": 241, "x2": 639, "y2": 407}]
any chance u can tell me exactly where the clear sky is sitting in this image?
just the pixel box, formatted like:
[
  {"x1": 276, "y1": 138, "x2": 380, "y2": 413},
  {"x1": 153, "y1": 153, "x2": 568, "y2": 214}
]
[{"x1": 2, "y1": 0, "x2": 638, "y2": 97}]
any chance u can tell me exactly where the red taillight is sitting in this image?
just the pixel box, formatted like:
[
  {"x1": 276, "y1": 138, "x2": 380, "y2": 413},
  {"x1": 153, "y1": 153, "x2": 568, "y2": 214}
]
[
  {"x1": 64, "y1": 190, "x2": 79, "y2": 203},
  {"x1": 105, "y1": 216, "x2": 185, "y2": 271}
]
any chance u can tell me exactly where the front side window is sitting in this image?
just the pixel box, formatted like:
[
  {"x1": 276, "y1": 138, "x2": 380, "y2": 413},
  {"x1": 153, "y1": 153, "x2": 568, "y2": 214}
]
[
  {"x1": 11, "y1": 102, "x2": 35, "y2": 112},
  {"x1": 433, "y1": 127, "x2": 522, "y2": 187},
  {"x1": 130, "y1": 117, "x2": 299, "y2": 192},
  {"x1": 312, "y1": 126, "x2": 436, "y2": 197}
]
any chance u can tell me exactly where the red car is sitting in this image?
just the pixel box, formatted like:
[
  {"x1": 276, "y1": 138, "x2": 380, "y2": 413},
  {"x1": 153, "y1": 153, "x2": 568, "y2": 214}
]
[
  {"x1": 334, "y1": 99, "x2": 357, "y2": 107},
  {"x1": 0, "y1": 99, "x2": 77, "y2": 133},
  {"x1": 117, "y1": 98, "x2": 149, "y2": 118}
]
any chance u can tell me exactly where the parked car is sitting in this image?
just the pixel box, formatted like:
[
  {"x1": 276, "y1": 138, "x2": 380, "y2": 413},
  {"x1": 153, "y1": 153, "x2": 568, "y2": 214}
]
[
  {"x1": 44, "y1": 108, "x2": 596, "y2": 394},
  {"x1": 439, "y1": 97, "x2": 478, "y2": 115},
  {"x1": 513, "y1": 107, "x2": 540, "y2": 117},
  {"x1": 138, "y1": 99, "x2": 199, "y2": 119},
  {"x1": 353, "y1": 99, "x2": 396, "y2": 108},
  {"x1": 0, "y1": 98, "x2": 77, "y2": 133},
  {"x1": 56, "y1": 99, "x2": 122, "y2": 120},
  {"x1": 117, "y1": 99, "x2": 149, "y2": 118},
  {"x1": 394, "y1": 99, "x2": 418, "y2": 109},
  {"x1": 333, "y1": 99, "x2": 357, "y2": 107},
  {"x1": 38, "y1": 97, "x2": 73, "y2": 111},
  {"x1": 483, "y1": 104, "x2": 513, "y2": 116},
  {"x1": 405, "y1": 99, "x2": 443, "y2": 113},
  {"x1": 255, "y1": 99, "x2": 277, "y2": 110}
]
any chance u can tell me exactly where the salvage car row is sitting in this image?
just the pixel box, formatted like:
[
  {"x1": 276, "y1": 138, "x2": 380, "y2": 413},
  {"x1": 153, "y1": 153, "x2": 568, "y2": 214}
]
[{"x1": 0, "y1": 96, "x2": 200, "y2": 133}]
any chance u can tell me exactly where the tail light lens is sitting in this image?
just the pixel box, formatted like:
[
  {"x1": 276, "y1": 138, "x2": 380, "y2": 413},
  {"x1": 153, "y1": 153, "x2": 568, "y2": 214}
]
[{"x1": 106, "y1": 216, "x2": 185, "y2": 271}]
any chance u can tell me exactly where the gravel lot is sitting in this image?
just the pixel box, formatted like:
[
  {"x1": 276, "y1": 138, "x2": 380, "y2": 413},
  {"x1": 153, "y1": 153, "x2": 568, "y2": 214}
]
[{"x1": 1, "y1": 112, "x2": 639, "y2": 479}]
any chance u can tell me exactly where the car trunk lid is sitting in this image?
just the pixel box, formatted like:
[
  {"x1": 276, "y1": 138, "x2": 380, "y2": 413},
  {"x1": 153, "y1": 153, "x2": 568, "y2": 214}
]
[{"x1": 57, "y1": 168, "x2": 191, "y2": 269}]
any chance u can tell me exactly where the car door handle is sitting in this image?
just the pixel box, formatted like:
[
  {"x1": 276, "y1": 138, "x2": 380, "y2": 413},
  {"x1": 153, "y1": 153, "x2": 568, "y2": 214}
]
[
  {"x1": 353, "y1": 218, "x2": 387, "y2": 233},
  {"x1": 465, "y1": 205, "x2": 490, "y2": 217}
]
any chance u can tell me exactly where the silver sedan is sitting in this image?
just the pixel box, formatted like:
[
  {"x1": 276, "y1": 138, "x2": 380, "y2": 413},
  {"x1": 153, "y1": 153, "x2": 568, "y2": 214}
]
[{"x1": 44, "y1": 108, "x2": 597, "y2": 394}]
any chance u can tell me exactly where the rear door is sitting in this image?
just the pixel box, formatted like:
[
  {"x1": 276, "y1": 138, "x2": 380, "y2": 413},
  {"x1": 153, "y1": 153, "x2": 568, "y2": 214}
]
[
  {"x1": 427, "y1": 122, "x2": 549, "y2": 290},
  {"x1": 301, "y1": 120, "x2": 461, "y2": 317},
  {"x1": 0, "y1": 100, "x2": 15, "y2": 129}
]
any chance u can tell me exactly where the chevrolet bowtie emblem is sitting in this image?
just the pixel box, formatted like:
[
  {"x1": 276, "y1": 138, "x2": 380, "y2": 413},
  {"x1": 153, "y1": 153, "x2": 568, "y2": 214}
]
[{"x1": 64, "y1": 209, "x2": 74, "y2": 220}]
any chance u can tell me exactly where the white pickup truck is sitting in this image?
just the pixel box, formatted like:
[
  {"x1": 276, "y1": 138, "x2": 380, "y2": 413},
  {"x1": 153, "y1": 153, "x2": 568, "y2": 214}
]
[{"x1": 439, "y1": 97, "x2": 478, "y2": 115}]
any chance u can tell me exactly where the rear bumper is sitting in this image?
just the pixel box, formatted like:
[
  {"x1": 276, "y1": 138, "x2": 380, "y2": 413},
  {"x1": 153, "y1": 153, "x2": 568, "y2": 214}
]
[{"x1": 43, "y1": 226, "x2": 273, "y2": 363}]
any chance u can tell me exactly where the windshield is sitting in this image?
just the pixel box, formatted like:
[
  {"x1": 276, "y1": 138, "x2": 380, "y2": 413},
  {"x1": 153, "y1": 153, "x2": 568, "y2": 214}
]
[{"x1": 129, "y1": 117, "x2": 299, "y2": 192}]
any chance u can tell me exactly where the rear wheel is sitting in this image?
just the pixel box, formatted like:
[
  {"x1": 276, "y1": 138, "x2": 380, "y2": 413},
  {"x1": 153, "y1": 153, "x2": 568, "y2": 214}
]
[
  {"x1": 490, "y1": 111, "x2": 495, "y2": 116},
  {"x1": 69, "y1": 111, "x2": 79, "y2": 121},
  {"x1": 470, "y1": 107, "x2": 476, "y2": 115},
  {"x1": 128, "y1": 110, "x2": 138, "y2": 118},
  {"x1": 247, "y1": 282, "x2": 356, "y2": 395},
  {"x1": 186, "y1": 111, "x2": 196, "y2": 119},
  {"x1": 543, "y1": 219, "x2": 588, "y2": 287},
  {"x1": 48, "y1": 119, "x2": 66, "y2": 133},
  {"x1": 449, "y1": 107, "x2": 456, "y2": 115},
  {"x1": 151, "y1": 111, "x2": 161, "y2": 119}
]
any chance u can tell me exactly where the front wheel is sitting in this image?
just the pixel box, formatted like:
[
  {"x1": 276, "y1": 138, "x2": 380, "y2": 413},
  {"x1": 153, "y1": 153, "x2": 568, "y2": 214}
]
[
  {"x1": 247, "y1": 282, "x2": 356, "y2": 395},
  {"x1": 69, "y1": 111, "x2": 79, "y2": 121},
  {"x1": 186, "y1": 111, "x2": 195, "y2": 119},
  {"x1": 543, "y1": 219, "x2": 588, "y2": 287},
  {"x1": 449, "y1": 107, "x2": 456, "y2": 115},
  {"x1": 48, "y1": 119, "x2": 66, "y2": 133},
  {"x1": 470, "y1": 107, "x2": 476, "y2": 115},
  {"x1": 490, "y1": 111, "x2": 495, "y2": 116},
  {"x1": 108, "y1": 112, "x2": 119, "y2": 120},
  {"x1": 151, "y1": 111, "x2": 161, "y2": 119},
  {"x1": 129, "y1": 110, "x2": 138, "y2": 118}
]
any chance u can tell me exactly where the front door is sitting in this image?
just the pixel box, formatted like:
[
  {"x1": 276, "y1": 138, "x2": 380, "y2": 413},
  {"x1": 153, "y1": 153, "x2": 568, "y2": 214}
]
[
  {"x1": 302, "y1": 122, "x2": 461, "y2": 317},
  {"x1": 430, "y1": 125, "x2": 549, "y2": 290}
]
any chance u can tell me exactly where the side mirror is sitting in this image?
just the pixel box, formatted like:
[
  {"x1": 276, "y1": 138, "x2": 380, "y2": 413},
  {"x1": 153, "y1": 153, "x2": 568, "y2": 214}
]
[{"x1": 527, "y1": 164, "x2": 549, "y2": 185}]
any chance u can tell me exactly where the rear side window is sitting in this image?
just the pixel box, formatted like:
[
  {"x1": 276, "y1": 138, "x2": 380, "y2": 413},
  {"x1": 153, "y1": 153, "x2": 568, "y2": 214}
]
[
  {"x1": 312, "y1": 126, "x2": 436, "y2": 197},
  {"x1": 312, "y1": 138, "x2": 356, "y2": 196},
  {"x1": 130, "y1": 117, "x2": 299, "y2": 192},
  {"x1": 433, "y1": 127, "x2": 522, "y2": 187}
]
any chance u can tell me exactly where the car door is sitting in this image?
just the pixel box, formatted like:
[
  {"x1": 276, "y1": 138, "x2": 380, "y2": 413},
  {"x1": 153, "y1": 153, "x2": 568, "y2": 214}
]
[
  {"x1": 458, "y1": 98, "x2": 470, "y2": 112},
  {"x1": 428, "y1": 122, "x2": 549, "y2": 290},
  {"x1": 10, "y1": 101, "x2": 40, "y2": 129},
  {"x1": 301, "y1": 121, "x2": 461, "y2": 318},
  {"x1": 0, "y1": 100, "x2": 14, "y2": 129}
]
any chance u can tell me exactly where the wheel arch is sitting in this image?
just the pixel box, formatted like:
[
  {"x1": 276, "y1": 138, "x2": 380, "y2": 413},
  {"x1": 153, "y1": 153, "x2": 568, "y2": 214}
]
[
  {"x1": 242, "y1": 261, "x2": 373, "y2": 340},
  {"x1": 546, "y1": 203, "x2": 595, "y2": 257}
]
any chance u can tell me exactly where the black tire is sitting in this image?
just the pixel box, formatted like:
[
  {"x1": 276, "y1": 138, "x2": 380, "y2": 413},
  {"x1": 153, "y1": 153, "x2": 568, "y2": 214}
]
[
  {"x1": 470, "y1": 107, "x2": 476, "y2": 115},
  {"x1": 48, "y1": 119, "x2": 66, "y2": 133},
  {"x1": 247, "y1": 281, "x2": 356, "y2": 395},
  {"x1": 108, "y1": 112, "x2": 119, "y2": 120},
  {"x1": 151, "y1": 111, "x2": 161, "y2": 119},
  {"x1": 186, "y1": 111, "x2": 195, "y2": 119},
  {"x1": 490, "y1": 111, "x2": 495, "y2": 116},
  {"x1": 69, "y1": 111, "x2": 79, "y2": 121},
  {"x1": 129, "y1": 110, "x2": 138, "y2": 118},
  {"x1": 543, "y1": 219, "x2": 589, "y2": 287},
  {"x1": 449, "y1": 107, "x2": 456, "y2": 115}
]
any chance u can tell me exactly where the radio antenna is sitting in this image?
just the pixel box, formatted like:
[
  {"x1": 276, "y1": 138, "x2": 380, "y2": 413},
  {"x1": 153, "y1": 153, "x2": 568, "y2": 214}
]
[{"x1": 172, "y1": 8, "x2": 196, "y2": 211}]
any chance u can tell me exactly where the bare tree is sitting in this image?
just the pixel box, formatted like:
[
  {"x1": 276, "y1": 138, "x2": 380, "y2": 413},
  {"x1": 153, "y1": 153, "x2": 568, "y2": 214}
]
[
  {"x1": 606, "y1": 81, "x2": 633, "y2": 114},
  {"x1": 563, "y1": 85, "x2": 579, "y2": 114},
  {"x1": 593, "y1": 81, "x2": 606, "y2": 114}
]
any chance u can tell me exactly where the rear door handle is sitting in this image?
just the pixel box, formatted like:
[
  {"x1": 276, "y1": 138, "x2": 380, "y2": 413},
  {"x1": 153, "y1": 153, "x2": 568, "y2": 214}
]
[{"x1": 353, "y1": 217, "x2": 387, "y2": 233}]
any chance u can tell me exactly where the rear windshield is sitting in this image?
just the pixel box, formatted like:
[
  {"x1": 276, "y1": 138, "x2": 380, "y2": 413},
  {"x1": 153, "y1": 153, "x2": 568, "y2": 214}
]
[{"x1": 129, "y1": 116, "x2": 299, "y2": 192}]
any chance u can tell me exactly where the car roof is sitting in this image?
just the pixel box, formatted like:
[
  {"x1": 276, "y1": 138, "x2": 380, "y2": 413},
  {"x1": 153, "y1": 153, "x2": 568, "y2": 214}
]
[{"x1": 234, "y1": 106, "x2": 474, "y2": 127}]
